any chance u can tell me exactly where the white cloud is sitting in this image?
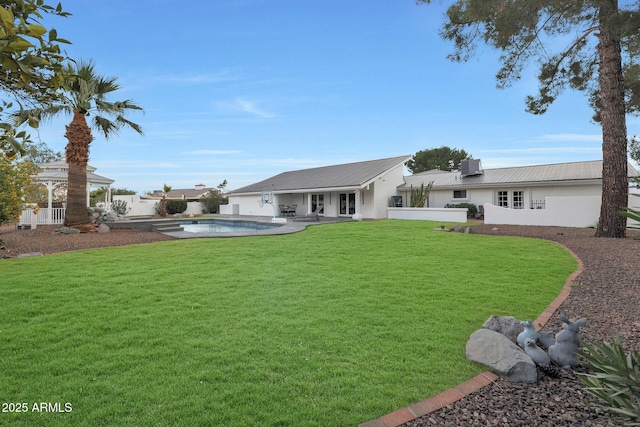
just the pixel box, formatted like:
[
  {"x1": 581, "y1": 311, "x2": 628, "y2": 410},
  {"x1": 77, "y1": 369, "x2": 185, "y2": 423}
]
[
  {"x1": 480, "y1": 146, "x2": 600, "y2": 154},
  {"x1": 234, "y1": 98, "x2": 276, "y2": 118},
  {"x1": 534, "y1": 133, "x2": 602, "y2": 142},
  {"x1": 91, "y1": 160, "x2": 184, "y2": 169},
  {"x1": 154, "y1": 70, "x2": 239, "y2": 85},
  {"x1": 183, "y1": 149, "x2": 244, "y2": 155}
]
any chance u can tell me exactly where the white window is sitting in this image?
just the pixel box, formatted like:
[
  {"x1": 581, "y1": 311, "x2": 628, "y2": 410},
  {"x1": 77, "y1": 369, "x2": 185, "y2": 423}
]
[
  {"x1": 512, "y1": 191, "x2": 524, "y2": 209},
  {"x1": 453, "y1": 190, "x2": 467, "y2": 199},
  {"x1": 498, "y1": 191, "x2": 509, "y2": 207}
]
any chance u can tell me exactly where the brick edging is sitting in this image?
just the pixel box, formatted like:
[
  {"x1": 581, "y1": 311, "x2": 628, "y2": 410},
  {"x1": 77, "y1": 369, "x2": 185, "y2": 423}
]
[{"x1": 358, "y1": 242, "x2": 584, "y2": 427}]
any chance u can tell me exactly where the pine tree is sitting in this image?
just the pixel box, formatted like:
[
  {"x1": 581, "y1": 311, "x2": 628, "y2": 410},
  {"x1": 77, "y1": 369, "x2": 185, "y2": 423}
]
[{"x1": 418, "y1": 0, "x2": 640, "y2": 237}]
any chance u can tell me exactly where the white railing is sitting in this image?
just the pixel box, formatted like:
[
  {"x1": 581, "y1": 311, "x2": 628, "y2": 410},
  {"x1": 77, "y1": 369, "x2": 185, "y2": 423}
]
[{"x1": 19, "y1": 208, "x2": 65, "y2": 226}]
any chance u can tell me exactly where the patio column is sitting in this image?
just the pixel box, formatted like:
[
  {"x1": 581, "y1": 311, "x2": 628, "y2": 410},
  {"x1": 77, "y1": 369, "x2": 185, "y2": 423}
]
[
  {"x1": 353, "y1": 189, "x2": 363, "y2": 220},
  {"x1": 45, "y1": 180, "x2": 54, "y2": 225}
]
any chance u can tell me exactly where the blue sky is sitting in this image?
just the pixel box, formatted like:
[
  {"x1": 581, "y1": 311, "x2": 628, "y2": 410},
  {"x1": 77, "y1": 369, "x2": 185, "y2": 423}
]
[{"x1": 34, "y1": 0, "x2": 639, "y2": 193}]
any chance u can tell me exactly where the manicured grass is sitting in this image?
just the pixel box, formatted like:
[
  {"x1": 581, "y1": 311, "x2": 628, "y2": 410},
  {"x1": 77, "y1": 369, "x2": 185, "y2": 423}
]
[{"x1": 0, "y1": 220, "x2": 577, "y2": 426}]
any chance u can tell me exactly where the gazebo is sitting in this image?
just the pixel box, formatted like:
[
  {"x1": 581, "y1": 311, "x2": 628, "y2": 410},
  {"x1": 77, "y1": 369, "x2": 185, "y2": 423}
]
[{"x1": 20, "y1": 160, "x2": 115, "y2": 226}]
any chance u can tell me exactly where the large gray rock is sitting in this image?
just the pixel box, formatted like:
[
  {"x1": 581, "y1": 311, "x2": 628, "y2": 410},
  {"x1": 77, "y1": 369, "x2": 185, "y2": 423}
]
[
  {"x1": 97, "y1": 223, "x2": 111, "y2": 234},
  {"x1": 482, "y1": 315, "x2": 523, "y2": 343},
  {"x1": 466, "y1": 329, "x2": 537, "y2": 383}
]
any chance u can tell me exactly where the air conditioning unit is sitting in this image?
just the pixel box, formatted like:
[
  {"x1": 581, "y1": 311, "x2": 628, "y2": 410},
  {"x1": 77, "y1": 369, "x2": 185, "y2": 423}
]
[{"x1": 460, "y1": 159, "x2": 483, "y2": 177}]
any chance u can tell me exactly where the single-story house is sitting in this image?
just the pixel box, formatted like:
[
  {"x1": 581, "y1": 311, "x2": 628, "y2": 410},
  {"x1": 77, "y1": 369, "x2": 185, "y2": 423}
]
[
  {"x1": 224, "y1": 155, "x2": 411, "y2": 219},
  {"x1": 397, "y1": 159, "x2": 639, "y2": 210},
  {"x1": 223, "y1": 156, "x2": 640, "y2": 226},
  {"x1": 150, "y1": 184, "x2": 216, "y2": 202}
]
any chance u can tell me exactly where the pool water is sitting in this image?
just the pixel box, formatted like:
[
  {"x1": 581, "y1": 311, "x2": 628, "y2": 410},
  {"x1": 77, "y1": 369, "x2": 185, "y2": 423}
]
[{"x1": 180, "y1": 220, "x2": 278, "y2": 233}]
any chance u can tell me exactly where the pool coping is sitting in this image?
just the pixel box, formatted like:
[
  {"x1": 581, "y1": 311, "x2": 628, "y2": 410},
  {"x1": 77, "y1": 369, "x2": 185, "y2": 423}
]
[
  {"x1": 358, "y1": 242, "x2": 583, "y2": 427},
  {"x1": 158, "y1": 215, "x2": 347, "y2": 238}
]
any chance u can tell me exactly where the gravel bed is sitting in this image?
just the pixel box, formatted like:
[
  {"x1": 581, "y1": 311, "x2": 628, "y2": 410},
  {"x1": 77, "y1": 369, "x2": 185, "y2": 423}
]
[
  {"x1": 2, "y1": 222, "x2": 638, "y2": 426},
  {"x1": 404, "y1": 224, "x2": 640, "y2": 427},
  {"x1": 0, "y1": 223, "x2": 176, "y2": 257}
]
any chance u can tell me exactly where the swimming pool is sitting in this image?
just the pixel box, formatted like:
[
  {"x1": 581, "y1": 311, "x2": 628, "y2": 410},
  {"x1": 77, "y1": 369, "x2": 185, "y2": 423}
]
[{"x1": 180, "y1": 219, "x2": 280, "y2": 233}]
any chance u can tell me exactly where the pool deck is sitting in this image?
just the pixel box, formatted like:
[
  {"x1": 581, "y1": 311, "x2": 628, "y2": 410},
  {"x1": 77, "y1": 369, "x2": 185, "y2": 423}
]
[{"x1": 159, "y1": 215, "x2": 355, "y2": 238}]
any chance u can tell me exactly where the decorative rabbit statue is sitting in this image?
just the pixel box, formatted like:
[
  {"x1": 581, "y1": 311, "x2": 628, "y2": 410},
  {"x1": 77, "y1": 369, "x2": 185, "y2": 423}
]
[
  {"x1": 538, "y1": 331, "x2": 556, "y2": 350},
  {"x1": 517, "y1": 320, "x2": 538, "y2": 349},
  {"x1": 524, "y1": 338, "x2": 550, "y2": 366},
  {"x1": 548, "y1": 315, "x2": 587, "y2": 367},
  {"x1": 525, "y1": 337, "x2": 561, "y2": 377}
]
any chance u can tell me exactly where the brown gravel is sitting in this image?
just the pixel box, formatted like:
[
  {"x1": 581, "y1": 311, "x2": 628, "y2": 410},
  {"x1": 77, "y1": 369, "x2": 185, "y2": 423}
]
[
  {"x1": 0, "y1": 223, "x2": 176, "y2": 257},
  {"x1": 2, "y1": 222, "x2": 639, "y2": 426}
]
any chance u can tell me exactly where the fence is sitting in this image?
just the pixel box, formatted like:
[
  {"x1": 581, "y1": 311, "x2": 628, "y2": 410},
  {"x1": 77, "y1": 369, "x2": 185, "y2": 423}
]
[
  {"x1": 530, "y1": 200, "x2": 546, "y2": 209},
  {"x1": 19, "y1": 208, "x2": 65, "y2": 227}
]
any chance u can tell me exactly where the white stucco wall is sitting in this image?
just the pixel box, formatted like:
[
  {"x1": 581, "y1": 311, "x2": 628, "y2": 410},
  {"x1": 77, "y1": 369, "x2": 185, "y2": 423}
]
[
  {"x1": 367, "y1": 165, "x2": 407, "y2": 218},
  {"x1": 483, "y1": 196, "x2": 601, "y2": 227},
  {"x1": 387, "y1": 208, "x2": 468, "y2": 222},
  {"x1": 112, "y1": 195, "x2": 204, "y2": 217},
  {"x1": 629, "y1": 187, "x2": 640, "y2": 228}
]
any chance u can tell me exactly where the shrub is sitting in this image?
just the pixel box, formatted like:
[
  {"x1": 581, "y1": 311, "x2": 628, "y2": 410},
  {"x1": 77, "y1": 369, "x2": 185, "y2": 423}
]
[
  {"x1": 165, "y1": 199, "x2": 188, "y2": 215},
  {"x1": 445, "y1": 202, "x2": 477, "y2": 218},
  {"x1": 410, "y1": 181, "x2": 433, "y2": 207},
  {"x1": 577, "y1": 336, "x2": 640, "y2": 425},
  {"x1": 620, "y1": 194, "x2": 640, "y2": 230},
  {"x1": 111, "y1": 200, "x2": 128, "y2": 216},
  {"x1": 200, "y1": 189, "x2": 228, "y2": 214}
]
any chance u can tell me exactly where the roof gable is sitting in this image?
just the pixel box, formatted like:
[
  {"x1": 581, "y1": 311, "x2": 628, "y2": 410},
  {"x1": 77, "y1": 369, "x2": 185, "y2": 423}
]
[{"x1": 229, "y1": 155, "x2": 411, "y2": 194}]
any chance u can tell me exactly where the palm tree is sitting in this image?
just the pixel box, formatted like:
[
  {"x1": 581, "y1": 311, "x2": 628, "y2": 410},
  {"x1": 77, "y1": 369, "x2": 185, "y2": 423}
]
[
  {"x1": 16, "y1": 60, "x2": 143, "y2": 226},
  {"x1": 160, "y1": 183, "x2": 171, "y2": 217}
]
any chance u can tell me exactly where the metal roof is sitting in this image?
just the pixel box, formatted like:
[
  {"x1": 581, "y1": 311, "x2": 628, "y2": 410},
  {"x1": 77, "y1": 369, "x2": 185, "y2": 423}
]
[
  {"x1": 229, "y1": 155, "x2": 411, "y2": 195},
  {"x1": 398, "y1": 160, "x2": 640, "y2": 190},
  {"x1": 165, "y1": 188, "x2": 214, "y2": 199}
]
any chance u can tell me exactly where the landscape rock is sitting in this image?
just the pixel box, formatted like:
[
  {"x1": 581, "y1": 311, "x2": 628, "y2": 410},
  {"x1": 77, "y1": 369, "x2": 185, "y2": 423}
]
[
  {"x1": 466, "y1": 329, "x2": 537, "y2": 383},
  {"x1": 482, "y1": 315, "x2": 523, "y2": 343},
  {"x1": 98, "y1": 223, "x2": 111, "y2": 234}
]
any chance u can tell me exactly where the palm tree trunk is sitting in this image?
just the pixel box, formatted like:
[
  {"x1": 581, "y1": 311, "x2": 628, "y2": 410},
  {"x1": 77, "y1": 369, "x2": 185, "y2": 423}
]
[
  {"x1": 595, "y1": 0, "x2": 628, "y2": 238},
  {"x1": 64, "y1": 111, "x2": 93, "y2": 226}
]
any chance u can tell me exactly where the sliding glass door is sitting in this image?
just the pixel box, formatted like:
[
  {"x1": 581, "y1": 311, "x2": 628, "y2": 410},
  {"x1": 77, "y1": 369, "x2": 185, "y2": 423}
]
[
  {"x1": 311, "y1": 194, "x2": 324, "y2": 214},
  {"x1": 339, "y1": 193, "x2": 355, "y2": 215}
]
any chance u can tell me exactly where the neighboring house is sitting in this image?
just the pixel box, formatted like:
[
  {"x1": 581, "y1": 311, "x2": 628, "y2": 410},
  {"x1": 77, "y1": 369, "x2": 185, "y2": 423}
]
[
  {"x1": 151, "y1": 184, "x2": 216, "y2": 202},
  {"x1": 114, "y1": 184, "x2": 217, "y2": 217},
  {"x1": 398, "y1": 160, "x2": 639, "y2": 209},
  {"x1": 225, "y1": 155, "x2": 411, "y2": 219}
]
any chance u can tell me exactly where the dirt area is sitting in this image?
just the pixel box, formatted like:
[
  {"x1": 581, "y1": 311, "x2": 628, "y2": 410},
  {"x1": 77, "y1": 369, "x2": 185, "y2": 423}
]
[{"x1": 0, "y1": 223, "x2": 176, "y2": 257}]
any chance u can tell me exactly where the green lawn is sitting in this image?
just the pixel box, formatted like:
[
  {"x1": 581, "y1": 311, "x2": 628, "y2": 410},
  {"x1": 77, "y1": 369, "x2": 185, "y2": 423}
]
[{"x1": 0, "y1": 220, "x2": 577, "y2": 426}]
